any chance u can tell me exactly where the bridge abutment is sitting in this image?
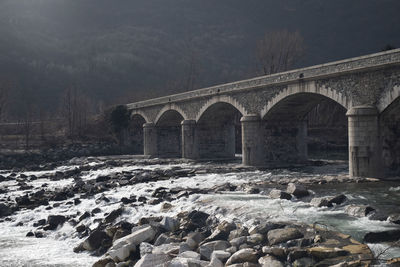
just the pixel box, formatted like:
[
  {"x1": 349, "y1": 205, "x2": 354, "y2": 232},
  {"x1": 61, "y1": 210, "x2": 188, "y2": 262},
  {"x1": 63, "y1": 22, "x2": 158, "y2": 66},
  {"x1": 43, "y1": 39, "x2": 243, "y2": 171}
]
[
  {"x1": 182, "y1": 120, "x2": 198, "y2": 159},
  {"x1": 347, "y1": 106, "x2": 382, "y2": 178},
  {"x1": 143, "y1": 123, "x2": 158, "y2": 156}
]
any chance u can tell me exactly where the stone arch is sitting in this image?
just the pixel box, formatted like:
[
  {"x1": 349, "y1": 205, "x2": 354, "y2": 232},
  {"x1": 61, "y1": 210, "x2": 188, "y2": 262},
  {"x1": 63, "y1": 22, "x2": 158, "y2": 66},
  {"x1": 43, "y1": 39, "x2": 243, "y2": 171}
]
[
  {"x1": 130, "y1": 110, "x2": 150, "y2": 123},
  {"x1": 195, "y1": 95, "x2": 247, "y2": 122},
  {"x1": 154, "y1": 104, "x2": 188, "y2": 125},
  {"x1": 377, "y1": 85, "x2": 400, "y2": 113},
  {"x1": 260, "y1": 83, "x2": 350, "y2": 119}
]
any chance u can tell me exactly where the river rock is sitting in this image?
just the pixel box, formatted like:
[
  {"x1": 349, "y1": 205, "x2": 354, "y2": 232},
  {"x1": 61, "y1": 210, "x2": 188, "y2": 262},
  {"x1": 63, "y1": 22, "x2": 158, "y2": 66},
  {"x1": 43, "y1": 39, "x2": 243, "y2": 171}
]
[
  {"x1": 310, "y1": 197, "x2": 330, "y2": 207},
  {"x1": 307, "y1": 246, "x2": 348, "y2": 259},
  {"x1": 179, "y1": 251, "x2": 201, "y2": 260},
  {"x1": 230, "y1": 236, "x2": 247, "y2": 248},
  {"x1": 363, "y1": 230, "x2": 400, "y2": 243},
  {"x1": 134, "y1": 253, "x2": 172, "y2": 267},
  {"x1": 167, "y1": 257, "x2": 209, "y2": 267},
  {"x1": 225, "y1": 248, "x2": 258, "y2": 265},
  {"x1": 345, "y1": 205, "x2": 375, "y2": 217},
  {"x1": 199, "y1": 240, "x2": 230, "y2": 261},
  {"x1": 82, "y1": 230, "x2": 111, "y2": 251},
  {"x1": 0, "y1": 203, "x2": 12, "y2": 217},
  {"x1": 258, "y1": 255, "x2": 284, "y2": 267},
  {"x1": 327, "y1": 194, "x2": 347, "y2": 205},
  {"x1": 286, "y1": 183, "x2": 309, "y2": 198},
  {"x1": 160, "y1": 216, "x2": 179, "y2": 232},
  {"x1": 267, "y1": 228, "x2": 303, "y2": 245},
  {"x1": 104, "y1": 208, "x2": 123, "y2": 224},
  {"x1": 269, "y1": 189, "x2": 292, "y2": 200},
  {"x1": 211, "y1": 250, "x2": 231, "y2": 261},
  {"x1": 292, "y1": 257, "x2": 315, "y2": 267},
  {"x1": 262, "y1": 246, "x2": 286, "y2": 260},
  {"x1": 388, "y1": 213, "x2": 400, "y2": 224},
  {"x1": 45, "y1": 215, "x2": 66, "y2": 230},
  {"x1": 229, "y1": 227, "x2": 249, "y2": 240},
  {"x1": 92, "y1": 256, "x2": 115, "y2": 267},
  {"x1": 152, "y1": 243, "x2": 180, "y2": 255},
  {"x1": 107, "y1": 226, "x2": 156, "y2": 262}
]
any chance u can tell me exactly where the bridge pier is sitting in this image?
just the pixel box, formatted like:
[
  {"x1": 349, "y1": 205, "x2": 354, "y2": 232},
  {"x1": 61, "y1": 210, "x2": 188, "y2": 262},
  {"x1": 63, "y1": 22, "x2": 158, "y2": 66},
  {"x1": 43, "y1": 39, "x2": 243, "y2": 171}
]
[
  {"x1": 143, "y1": 123, "x2": 158, "y2": 156},
  {"x1": 181, "y1": 120, "x2": 198, "y2": 159},
  {"x1": 347, "y1": 106, "x2": 382, "y2": 178},
  {"x1": 241, "y1": 115, "x2": 265, "y2": 166}
]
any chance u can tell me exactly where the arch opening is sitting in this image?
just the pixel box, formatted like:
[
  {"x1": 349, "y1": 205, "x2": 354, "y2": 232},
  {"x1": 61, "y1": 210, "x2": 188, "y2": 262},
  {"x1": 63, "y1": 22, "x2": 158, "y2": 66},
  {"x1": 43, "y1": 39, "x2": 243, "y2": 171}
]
[
  {"x1": 197, "y1": 102, "x2": 242, "y2": 159},
  {"x1": 380, "y1": 96, "x2": 400, "y2": 177},
  {"x1": 156, "y1": 110, "x2": 184, "y2": 157},
  {"x1": 128, "y1": 114, "x2": 146, "y2": 154},
  {"x1": 262, "y1": 93, "x2": 348, "y2": 164}
]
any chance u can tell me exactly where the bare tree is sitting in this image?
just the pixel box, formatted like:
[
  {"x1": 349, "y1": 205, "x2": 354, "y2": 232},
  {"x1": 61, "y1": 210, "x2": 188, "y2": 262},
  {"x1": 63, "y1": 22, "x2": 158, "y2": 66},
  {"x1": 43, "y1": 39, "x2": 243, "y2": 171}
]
[
  {"x1": 255, "y1": 30, "x2": 305, "y2": 75},
  {"x1": 0, "y1": 79, "x2": 10, "y2": 122},
  {"x1": 61, "y1": 86, "x2": 94, "y2": 139}
]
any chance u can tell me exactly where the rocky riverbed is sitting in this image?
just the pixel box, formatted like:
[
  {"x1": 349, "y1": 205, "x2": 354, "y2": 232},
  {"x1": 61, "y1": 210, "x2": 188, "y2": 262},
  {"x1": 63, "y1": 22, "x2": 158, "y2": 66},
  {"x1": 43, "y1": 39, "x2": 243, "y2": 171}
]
[{"x1": 0, "y1": 156, "x2": 400, "y2": 266}]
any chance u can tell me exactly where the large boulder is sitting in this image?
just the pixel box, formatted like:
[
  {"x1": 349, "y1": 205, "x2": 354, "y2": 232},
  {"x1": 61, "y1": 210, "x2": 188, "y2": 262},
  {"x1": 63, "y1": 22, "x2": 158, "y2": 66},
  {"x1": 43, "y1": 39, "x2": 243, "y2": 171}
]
[
  {"x1": 258, "y1": 255, "x2": 284, "y2": 267},
  {"x1": 225, "y1": 248, "x2": 258, "y2": 265},
  {"x1": 199, "y1": 240, "x2": 230, "y2": 261},
  {"x1": 107, "y1": 226, "x2": 156, "y2": 262},
  {"x1": 307, "y1": 246, "x2": 348, "y2": 260},
  {"x1": 345, "y1": 205, "x2": 375, "y2": 217},
  {"x1": 0, "y1": 203, "x2": 12, "y2": 217},
  {"x1": 160, "y1": 216, "x2": 180, "y2": 232},
  {"x1": 363, "y1": 230, "x2": 400, "y2": 243},
  {"x1": 269, "y1": 189, "x2": 292, "y2": 200},
  {"x1": 134, "y1": 253, "x2": 172, "y2": 267},
  {"x1": 267, "y1": 228, "x2": 303, "y2": 246},
  {"x1": 82, "y1": 230, "x2": 111, "y2": 251},
  {"x1": 44, "y1": 215, "x2": 66, "y2": 230},
  {"x1": 286, "y1": 183, "x2": 309, "y2": 198}
]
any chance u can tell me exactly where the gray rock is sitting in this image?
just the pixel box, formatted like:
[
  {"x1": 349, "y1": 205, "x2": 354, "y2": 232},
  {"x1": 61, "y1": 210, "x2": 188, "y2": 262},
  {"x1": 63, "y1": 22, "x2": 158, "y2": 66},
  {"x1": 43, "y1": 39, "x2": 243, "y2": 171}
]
[
  {"x1": 160, "y1": 216, "x2": 180, "y2": 232},
  {"x1": 152, "y1": 243, "x2": 180, "y2": 255},
  {"x1": 139, "y1": 242, "x2": 153, "y2": 257},
  {"x1": 292, "y1": 257, "x2": 315, "y2": 267},
  {"x1": 225, "y1": 248, "x2": 258, "y2": 265},
  {"x1": 211, "y1": 250, "x2": 231, "y2": 261},
  {"x1": 246, "y1": 233, "x2": 264, "y2": 245},
  {"x1": 134, "y1": 253, "x2": 172, "y2": 267},
  {"x1": 179, "y1": 251, "x2": 201, "y2": 260},
  {"x1": 108, "y1": 226, "x2": 156, "y2": 262},
  {"x1": 327, "y1": 194, "x2": 347, "y2": 205},
  {"x1": 82, "y1": 230, "x2": 110, "y2": 251},
  {"x1": 267, "y1": 228, "x2": 304, "y2": 246},
  {"x1": 258, "y1": 255, "x2": 284, "y2": 267},
  {"x1": 269, "y1": 189, "x2": 292, "y2": 200},
  {"x1": 230, "y1": 236, "x2": 247, "y2": 248},
  {"x1": 345, "y1": 205, "x2": 375, "y2": 217},
  {"x1": 207, "y1": 257, "x2": 223, "y2": 267},
  {"x1": 228, "y1": 228, "x2": 249, "y2": 241},
  {"x1": 262, "y1": 246, "x2": 286, "y2": 260},
  {"x1": 0, "y1": 203, "x2": 12, "y2": 217},
  {"x1": 199, "y1": 240, "x2": 230, "y2": 261},
  {"x1": 286, "y1": 183, "x2": 309, "y2": 198},
  {"x1": 388, "y1": 213, "x2": 400, "y2": 224},
  {"x1": 167, "y1": 257, "x2": 209, "y2": 267},
  {"x1": 310, "y1": 197, "x2": 330, "y2": 207}
]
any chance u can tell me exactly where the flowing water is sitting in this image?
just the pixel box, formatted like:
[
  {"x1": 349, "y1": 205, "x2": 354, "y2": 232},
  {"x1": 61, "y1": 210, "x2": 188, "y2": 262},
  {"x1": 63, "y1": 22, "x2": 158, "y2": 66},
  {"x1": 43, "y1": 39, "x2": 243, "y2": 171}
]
[{"x1": 0, "y1": 157, "x2": 399, "y2": 266}]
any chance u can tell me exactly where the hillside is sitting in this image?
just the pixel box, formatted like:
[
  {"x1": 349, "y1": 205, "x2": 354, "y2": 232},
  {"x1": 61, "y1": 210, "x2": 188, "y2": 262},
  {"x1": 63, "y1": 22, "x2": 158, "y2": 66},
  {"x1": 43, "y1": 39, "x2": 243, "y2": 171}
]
[{"x1": 1, "y1": 0, "x2": 399, "y2": 118}]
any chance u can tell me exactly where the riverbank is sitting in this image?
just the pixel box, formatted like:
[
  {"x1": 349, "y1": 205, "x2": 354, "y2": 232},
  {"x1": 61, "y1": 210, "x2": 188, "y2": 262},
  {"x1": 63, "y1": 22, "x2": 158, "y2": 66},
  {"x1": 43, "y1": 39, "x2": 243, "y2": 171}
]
[{"x1": 0, "y1": 156, "x2": 399, "y2": 266}]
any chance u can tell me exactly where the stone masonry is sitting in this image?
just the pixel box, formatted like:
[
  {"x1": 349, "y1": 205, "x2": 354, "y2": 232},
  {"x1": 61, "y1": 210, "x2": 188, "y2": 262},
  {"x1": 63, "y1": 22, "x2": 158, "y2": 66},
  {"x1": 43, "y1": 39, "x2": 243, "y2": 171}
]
[{"x1": 126, "y1": 49, "x2": 400, "y2": 178}]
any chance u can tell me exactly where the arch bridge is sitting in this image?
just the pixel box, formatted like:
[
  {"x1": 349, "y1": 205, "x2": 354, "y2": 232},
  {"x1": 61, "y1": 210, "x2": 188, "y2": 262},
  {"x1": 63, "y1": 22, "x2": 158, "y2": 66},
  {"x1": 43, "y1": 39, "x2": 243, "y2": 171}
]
[{"x1": 127, "y1": 49, "x2": 400, "y2": 178}]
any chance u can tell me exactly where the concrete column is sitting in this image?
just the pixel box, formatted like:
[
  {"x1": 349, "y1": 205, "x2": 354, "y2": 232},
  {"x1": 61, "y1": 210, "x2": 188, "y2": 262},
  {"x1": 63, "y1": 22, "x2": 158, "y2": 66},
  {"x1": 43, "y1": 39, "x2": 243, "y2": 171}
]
[
  {"x1": 241, "y1": 114, "x2": 265, "y2": 166},
  {"x1": 181, "y1": 120, "x2": 198, "y2": 159},
  {"x1": 143, "y1": 122, "x2": 157, "y2": 156},
  {"x1": 347, "y1": 106, "x2": 382, "y2": 178}
]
